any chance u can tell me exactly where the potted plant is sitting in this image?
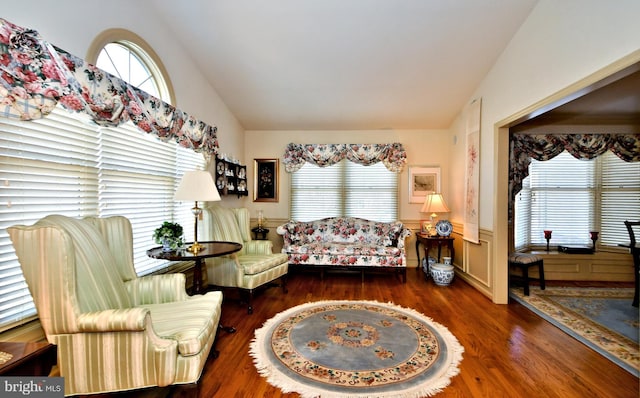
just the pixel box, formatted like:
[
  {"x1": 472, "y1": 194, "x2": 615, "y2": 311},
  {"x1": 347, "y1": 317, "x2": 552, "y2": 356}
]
[{"x1": 153, "y1": 221, "x2": 184, "y2": 252}]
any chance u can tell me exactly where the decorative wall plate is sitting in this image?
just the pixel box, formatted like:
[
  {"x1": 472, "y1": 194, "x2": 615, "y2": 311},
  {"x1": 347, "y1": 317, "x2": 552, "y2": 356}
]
[
  {"x1": 216, "y1": 162, "x2": 225, "y2": 175},
  {"x1": 435, "y1": 220, "x2": 453, "y2": 237}
]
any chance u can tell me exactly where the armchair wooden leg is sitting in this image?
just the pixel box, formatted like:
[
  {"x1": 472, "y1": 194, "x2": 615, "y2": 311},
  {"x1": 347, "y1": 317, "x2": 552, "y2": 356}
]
[
  {"x1": 171, "y1": 382, "x2": 200, "y2": 398},
  {"x1": 218, "y1": 324, "x2": 236, "y2": 334},
  {"x1": 246, "y1": 289, "x2": 254, "y2": 314}
]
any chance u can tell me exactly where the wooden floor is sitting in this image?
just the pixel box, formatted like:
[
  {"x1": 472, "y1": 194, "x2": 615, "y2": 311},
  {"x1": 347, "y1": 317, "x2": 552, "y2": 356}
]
[{"x1": 88, "y1": 269, "x2": 638, "y2": 398}]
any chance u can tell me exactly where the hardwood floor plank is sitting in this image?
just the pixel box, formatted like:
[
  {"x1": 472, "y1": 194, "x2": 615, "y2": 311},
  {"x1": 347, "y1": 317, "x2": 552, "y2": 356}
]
[{"x1": 84, "y1": 269, "x2": 638, "y2": 398}]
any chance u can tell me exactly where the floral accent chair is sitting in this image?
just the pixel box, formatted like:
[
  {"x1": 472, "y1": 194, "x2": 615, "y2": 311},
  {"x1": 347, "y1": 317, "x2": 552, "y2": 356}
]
[
  {"x1": 277, "y1": 217, "x2": 411, "y2": 282},
  {"x1": 200, "y1": 205, "x2": 289, "y2": 314},
  {"x1": 8, "y1": 215, "x2": 223, "y2": 396}
]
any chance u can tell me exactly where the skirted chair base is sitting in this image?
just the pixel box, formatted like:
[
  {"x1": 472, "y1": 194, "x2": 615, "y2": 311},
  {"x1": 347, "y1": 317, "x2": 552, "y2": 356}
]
[
  {"x1": 201, "y1": 205, "x2": 289, "y2": 314},
  {"x1": 8, "y1": 215, "x2": 224, "y2": 396}
]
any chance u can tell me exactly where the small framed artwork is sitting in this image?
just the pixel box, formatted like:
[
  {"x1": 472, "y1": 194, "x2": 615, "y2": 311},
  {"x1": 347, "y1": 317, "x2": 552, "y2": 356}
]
[
  {"x1": 420, "y1": 220, "x2": 433, "y2": 234},
  {"x1": 254, "y1": 158, "x2": 279, "y2": 202},
  {"x1": 409, "y1": 166, "x2": 440, "y2": 204}
]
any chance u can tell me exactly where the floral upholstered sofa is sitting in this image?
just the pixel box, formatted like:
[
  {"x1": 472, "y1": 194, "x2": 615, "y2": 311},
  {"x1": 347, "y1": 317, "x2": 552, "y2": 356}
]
[{"x1": 276, "y1": 217, "x2": 411, "y2": 282}]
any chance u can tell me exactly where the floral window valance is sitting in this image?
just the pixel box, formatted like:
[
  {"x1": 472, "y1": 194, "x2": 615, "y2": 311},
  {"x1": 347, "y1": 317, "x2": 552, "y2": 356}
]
[
  {"x1": 283, "y1": 143, "x2": 407, "y2": 173},
  {"x1": 0, "y1": 18, "x2": 218, "y2": 158},
  {"x1": 509, "y1": 133, "x2": 640, "y2": 202}
]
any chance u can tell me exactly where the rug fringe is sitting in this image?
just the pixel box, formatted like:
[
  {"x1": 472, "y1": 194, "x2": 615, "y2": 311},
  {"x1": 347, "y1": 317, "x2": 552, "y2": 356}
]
[{"x1": 249, "y1": 299, "x2": 465, "y2": 398}]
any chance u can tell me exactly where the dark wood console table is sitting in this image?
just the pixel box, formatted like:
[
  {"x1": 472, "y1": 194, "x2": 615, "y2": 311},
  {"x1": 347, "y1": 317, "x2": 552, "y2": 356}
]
[
  {"x1": 416, "y1": 233, "x2": 455, "y2": 266},
  {"x1": 147, "y1": 241, "x2": 242, "y2": 294}
]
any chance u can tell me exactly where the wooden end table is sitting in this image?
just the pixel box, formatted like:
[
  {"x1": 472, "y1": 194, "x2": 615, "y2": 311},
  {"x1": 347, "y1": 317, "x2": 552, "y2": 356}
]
[
  {"x1": 416, "y1": 233, "x2": 455, "y2": 270},
  {"x1": 147, "y1": 241, "x2": 242, "y2": 294},
  {"x1": 0, "y1": 341, "x2": 56, "y2": 376},
  {"x1": 251, "y1": 227, "x2": 270, "y2": 240}
]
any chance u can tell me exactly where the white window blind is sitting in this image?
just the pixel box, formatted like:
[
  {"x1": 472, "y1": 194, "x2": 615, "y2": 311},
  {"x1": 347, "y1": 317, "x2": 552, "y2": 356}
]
[
  {"x1": 291, "y1": 160, "x2": 398, "y2": 222},
  {"x1": 601, "y1": 151, "x2": 640, "y2": 245},
  {"x1": 515, "y1": 150, "x2": 640, "y2": 250},
  {"x1": 0, "y1": 110, "x2": 99, "y2": 331},
  {"x1": 0, "y1": 106, "x2": 205, "y2": 331}
]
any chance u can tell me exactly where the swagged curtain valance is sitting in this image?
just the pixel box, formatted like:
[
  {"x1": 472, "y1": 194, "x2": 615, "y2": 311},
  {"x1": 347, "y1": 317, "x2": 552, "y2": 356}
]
[
  {"x1": 509, "y1": 133, "x2": 640, "y2": 202},
  {"x1": 0, "y1": 18, "x2": 218, "y2": 158},
  {"x1": 283, "y1": 143, "x2": 407, "y2": 173}
]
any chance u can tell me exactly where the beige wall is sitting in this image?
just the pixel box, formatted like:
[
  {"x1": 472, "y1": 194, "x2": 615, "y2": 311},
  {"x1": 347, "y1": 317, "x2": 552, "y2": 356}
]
[{"x1": 243, "y1": 129, "x2": 453, "y2": 222}]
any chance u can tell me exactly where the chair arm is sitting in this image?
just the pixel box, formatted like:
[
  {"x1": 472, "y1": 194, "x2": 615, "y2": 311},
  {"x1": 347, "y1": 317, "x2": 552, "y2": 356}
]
[
  {"x1": 244, "y1": 240, "x2": 274, "y2": 255},
  {"x1": 126, "y1": 274, "x2": 189, "y2": 305},
  {"x1": 76, "y1": 307, "x2": 151, "y2": 332},
  {"x1": 72, "y1": 308, "x2": 178, "y2": 389}
]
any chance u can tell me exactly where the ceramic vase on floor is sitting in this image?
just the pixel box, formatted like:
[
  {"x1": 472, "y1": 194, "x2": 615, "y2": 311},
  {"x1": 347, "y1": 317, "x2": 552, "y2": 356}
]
[{"x1": 431, "y1": 263, "x2": 454, "y2": 286}]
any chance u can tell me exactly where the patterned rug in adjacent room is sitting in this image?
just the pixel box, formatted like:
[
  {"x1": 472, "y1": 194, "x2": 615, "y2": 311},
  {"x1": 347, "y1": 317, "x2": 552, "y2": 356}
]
[
  {"x1": 250, "y1": 300, "x2": 464, "y2": 398},
  {"x1": 510, "y1": 286, "x2": 639, "y2": 376}
]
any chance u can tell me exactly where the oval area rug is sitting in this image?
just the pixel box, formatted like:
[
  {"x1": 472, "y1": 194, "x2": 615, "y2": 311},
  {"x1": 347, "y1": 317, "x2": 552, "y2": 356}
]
[{"x1": 250, "y1": 300, "x2": 464, "y2": 398}]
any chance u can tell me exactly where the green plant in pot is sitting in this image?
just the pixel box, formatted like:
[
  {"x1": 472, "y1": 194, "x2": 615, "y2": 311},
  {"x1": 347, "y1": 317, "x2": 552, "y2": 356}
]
[{"x1": 153, "y1": 221, "x2": 184, "y2": 252}]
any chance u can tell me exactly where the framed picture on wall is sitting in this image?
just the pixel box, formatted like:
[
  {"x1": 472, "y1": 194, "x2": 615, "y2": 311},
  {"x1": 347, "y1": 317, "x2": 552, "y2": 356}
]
[
  {"x1": 254, "y1": 158, "x2": 279, "y2": 202},
  {"x1": 409, "y1": 166, "x2": 440, "y2": 204}
]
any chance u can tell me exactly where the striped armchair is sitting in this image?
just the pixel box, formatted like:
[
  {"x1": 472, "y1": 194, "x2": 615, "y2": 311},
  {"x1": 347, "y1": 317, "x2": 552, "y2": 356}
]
[
  {"x1": 8, "y1": 215, "x2": 223, "y2": 396},
  {"x1": 201, "y1": 205, "x2": 288, "y2": 314}
]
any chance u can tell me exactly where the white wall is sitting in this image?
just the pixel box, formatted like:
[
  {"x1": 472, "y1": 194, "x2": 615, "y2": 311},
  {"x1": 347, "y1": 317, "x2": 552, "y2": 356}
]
[
  {"x1": 450, "y1": 0, "x2": 640, "y2": 302},
  {"x1": 1, "y1": 1, "x2": 245, "y2": 200},
  {"x1": 454, "y1": 0, "x2": 640, "y2": 230}
]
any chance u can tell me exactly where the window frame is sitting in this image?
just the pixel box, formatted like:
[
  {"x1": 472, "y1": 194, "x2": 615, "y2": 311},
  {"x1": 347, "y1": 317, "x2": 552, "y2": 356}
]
[
  {"x1": 514, "y1": 150, "x2": 640, "y2": 252},
  {"x1": 88, "y1": 28, "x2": 175, "y2": 104}
]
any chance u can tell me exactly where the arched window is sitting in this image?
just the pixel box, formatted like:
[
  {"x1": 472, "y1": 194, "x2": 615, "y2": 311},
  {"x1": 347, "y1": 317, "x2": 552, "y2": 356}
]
[
  {"x1": 88, "y1": 28, "x2": 174, "y2": 103},
  {"x1": 97, "y1": 42, "x2": 164, "y2": 100}
]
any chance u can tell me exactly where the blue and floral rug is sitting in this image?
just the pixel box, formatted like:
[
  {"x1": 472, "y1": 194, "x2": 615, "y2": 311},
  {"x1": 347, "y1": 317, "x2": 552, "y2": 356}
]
[
  {"x1": 250, "y1": 300, "x2": 464, "y2": 398},
  {"x1": 510, "y1": 286, "x2": 639, "y2": 376}
]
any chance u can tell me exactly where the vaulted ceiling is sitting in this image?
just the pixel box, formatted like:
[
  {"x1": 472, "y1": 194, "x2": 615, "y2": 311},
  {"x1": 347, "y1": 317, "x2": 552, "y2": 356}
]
[{"x1": 151, "y1": 0, "x2": 539, "y2": 130}]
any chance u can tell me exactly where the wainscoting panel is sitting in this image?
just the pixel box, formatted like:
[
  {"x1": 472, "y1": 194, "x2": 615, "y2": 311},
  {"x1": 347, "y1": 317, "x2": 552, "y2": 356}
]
[
  {"x1": 463, "y1": 236, "x2": 491, "y2": 287},
  {"x1": 516, "y1": 251, "x2": 634, "y2": 282},
  {"x1": 455, "y1": 227, "x2": 494, "y2": 299}
]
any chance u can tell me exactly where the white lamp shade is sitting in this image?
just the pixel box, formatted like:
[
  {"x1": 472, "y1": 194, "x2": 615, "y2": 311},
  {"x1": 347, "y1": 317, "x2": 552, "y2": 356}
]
[
  {"x1": 174, "y1": 170, "x2": 221, "y2": 202},
  {"x1": 421, "y1": 193, "x2": 450, "y2": 214}
]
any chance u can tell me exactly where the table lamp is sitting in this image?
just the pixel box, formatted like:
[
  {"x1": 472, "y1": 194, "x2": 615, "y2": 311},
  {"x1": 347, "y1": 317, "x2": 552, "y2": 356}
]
[
  {"x1": 421, "y1": 193, "x2": 450, "y2": 236},
  {"x1": 175, "y1": 170, "x2": 221, "y2": 253}
]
